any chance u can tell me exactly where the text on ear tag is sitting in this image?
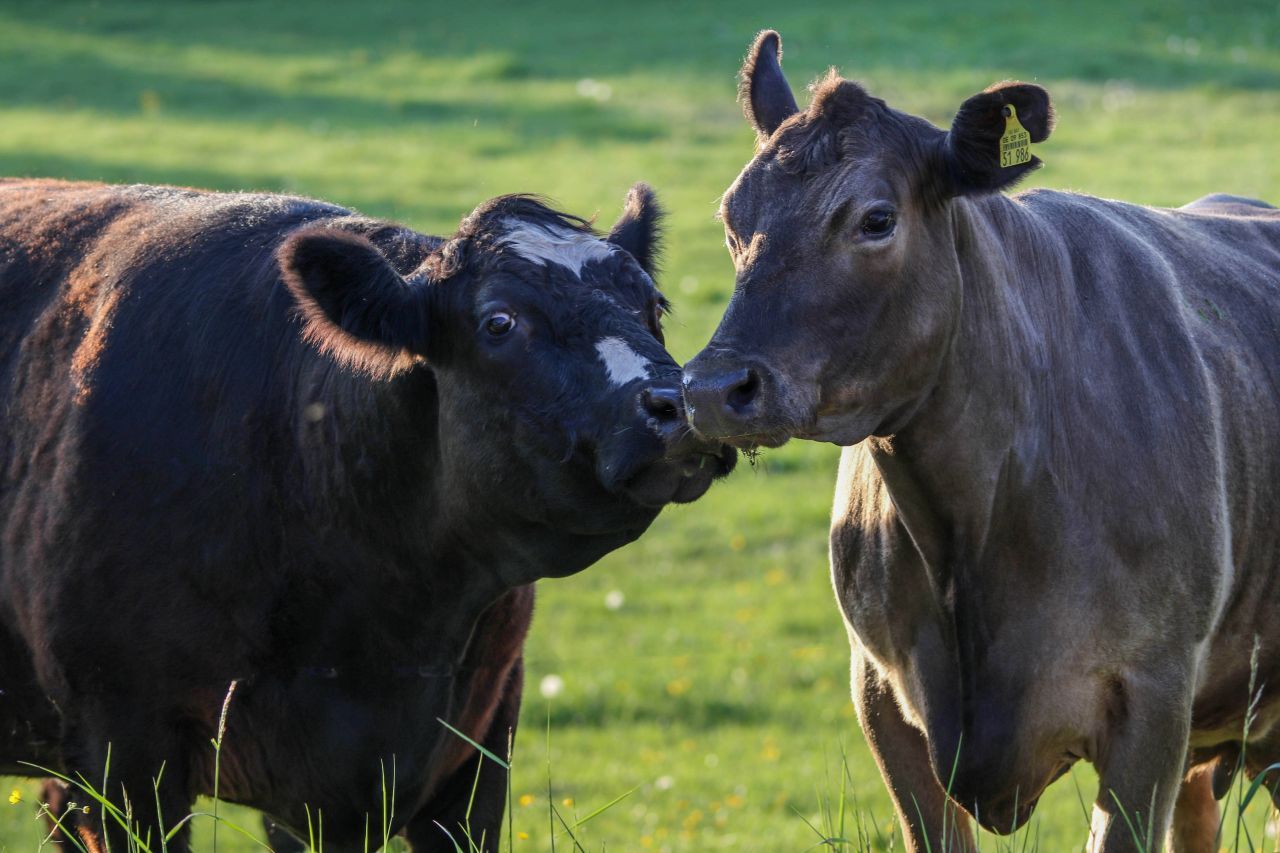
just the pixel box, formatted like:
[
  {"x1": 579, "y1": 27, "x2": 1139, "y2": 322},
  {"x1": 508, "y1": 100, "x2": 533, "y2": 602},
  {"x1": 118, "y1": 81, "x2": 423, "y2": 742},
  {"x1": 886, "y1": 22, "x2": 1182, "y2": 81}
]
[{"x1": 999, "y1": 104, "x2": 1032, "y2": 168}]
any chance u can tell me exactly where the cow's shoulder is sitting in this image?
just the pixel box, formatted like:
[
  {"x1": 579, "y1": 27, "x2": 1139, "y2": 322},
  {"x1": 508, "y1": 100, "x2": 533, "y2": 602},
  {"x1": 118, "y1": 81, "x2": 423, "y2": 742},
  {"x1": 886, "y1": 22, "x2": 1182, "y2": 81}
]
[{"x1": 830, "y1": 445, "x2": 933, "y2": 640}]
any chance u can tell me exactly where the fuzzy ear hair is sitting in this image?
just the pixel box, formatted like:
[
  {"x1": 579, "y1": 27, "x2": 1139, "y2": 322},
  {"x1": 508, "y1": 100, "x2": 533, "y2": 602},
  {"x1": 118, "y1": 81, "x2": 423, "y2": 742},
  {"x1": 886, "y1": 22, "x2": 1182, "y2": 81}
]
[
  {"x1": 740, "y1": 30, "x2": 799, "y2": 139},
  {"x1": 278, "y1": 227, "x2": 429, "y2": 376},
  {"x1": 943, "y1": 81, "x2": 1054, "y2": 196},
  {"x1": 606, "y1": 182, "x2": 664, "y2": 277}
]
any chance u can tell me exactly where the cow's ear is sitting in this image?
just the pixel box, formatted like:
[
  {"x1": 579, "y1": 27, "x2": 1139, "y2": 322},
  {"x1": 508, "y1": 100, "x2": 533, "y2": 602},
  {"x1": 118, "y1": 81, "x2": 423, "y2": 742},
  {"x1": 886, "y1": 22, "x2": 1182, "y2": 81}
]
[
  {"x1": 943, "y1": 82, "x2": 1054, "y2": 196},
  {"x1": 740, "y1": 30, "x2": 799, "y2": 139},
  {"x1": 607, "y1": 182, "x2": 664, "y2": 277},
  {"x1": 279, "y1": 227, "x2": 429, "y2": 375}
]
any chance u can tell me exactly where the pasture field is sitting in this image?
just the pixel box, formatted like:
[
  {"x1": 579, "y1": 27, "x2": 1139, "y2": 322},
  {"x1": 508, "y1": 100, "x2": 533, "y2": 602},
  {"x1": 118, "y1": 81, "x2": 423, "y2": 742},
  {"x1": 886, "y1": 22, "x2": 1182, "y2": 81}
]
[{"x1": 2, "y1": 1, "x2": 1279, "y2": 849}]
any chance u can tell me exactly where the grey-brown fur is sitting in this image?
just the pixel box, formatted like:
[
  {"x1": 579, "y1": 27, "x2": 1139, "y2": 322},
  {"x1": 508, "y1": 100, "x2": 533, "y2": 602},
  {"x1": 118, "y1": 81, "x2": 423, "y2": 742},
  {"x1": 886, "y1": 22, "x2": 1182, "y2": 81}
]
[{"x1": 684, "y1": 31, "x2": 1280, "y2": 853}]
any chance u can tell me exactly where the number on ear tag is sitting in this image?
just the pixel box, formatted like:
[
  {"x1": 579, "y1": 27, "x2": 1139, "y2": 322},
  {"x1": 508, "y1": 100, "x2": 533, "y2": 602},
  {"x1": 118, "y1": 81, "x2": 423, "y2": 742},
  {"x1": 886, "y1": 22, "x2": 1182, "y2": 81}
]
[{"x1": 999, "y1": 104, "x2": 1032, "y2": 168}]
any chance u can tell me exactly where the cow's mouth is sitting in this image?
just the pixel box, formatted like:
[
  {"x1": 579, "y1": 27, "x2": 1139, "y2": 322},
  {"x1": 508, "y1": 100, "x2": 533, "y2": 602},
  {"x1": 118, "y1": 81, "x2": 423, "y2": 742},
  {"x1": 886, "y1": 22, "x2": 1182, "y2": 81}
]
[
  {"x1": 716, "y1": 429, "x2": 792, "y2": 451},
  {"x1": 618, "y1": 444, "x2": 737, "y2": 508}
]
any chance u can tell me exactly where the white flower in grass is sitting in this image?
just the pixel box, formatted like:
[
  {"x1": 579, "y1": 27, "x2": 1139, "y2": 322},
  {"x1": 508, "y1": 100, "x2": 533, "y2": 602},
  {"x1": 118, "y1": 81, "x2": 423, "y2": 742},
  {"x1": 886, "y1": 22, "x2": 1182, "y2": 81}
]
[
  {"x1": 539, "y1": 674, "x2": 564, "y2": 699},
  {"x1": 604, "y1": 590, "x2": 625, "y2": 610},
  {"x1": 575, "y1": 78, "x2": 613, "y2": 101}
]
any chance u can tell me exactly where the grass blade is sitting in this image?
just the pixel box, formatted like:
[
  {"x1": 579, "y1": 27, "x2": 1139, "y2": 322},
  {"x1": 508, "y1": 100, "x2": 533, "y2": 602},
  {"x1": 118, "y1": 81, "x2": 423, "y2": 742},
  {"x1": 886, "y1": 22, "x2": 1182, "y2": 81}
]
[
  {"x1": 438, "y1": 718, "x2": 510, "y2": 770},
  {"x1": 570, "y1": 786, "x2": 640, "y2": 831}
]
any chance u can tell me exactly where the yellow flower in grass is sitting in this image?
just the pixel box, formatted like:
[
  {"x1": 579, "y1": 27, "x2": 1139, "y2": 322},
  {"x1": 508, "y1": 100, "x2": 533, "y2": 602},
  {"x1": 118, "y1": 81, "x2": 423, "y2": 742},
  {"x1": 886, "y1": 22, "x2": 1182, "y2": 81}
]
[
  {"x1": 666, "y1": 677, "x2": 692, "y2": 697},
  {"x1": 8, "y1": 788, "x2": 21, "y2": 805},
  {"x1": 518, "y1": 793, "x2": 535, "y2": 807},
  {"x1": 561, "y1": 797, "x2": 574, "y2": 808},
  {"x1": 516, "y1": 831, "x2": 530, "y2": 841}
]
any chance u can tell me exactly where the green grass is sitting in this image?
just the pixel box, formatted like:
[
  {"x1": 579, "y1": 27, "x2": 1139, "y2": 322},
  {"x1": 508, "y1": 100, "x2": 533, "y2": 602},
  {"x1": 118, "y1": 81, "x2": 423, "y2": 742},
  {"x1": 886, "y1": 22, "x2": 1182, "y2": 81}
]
[{"x1": 2, "y1": 0, "x2": 1280, "y2": 849}]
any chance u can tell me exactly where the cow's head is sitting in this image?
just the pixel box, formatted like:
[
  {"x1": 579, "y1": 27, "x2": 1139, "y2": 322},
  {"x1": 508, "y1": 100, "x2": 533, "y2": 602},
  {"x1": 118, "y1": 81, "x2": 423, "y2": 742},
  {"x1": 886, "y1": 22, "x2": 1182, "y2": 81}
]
[
  {"x1": 279, "y1": 185, "x2": 734, "y2": 556},
  {"x1": 684, "y1": 31, "x2": 1053, "y2": 447}
]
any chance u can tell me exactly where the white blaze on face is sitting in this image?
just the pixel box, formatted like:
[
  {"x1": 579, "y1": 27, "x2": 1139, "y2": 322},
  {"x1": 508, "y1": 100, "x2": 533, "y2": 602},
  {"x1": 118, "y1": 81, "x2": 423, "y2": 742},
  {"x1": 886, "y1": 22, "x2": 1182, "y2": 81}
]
[
  {"x1": 498, "y1": 220, "x2": 615, "y2": 275},
  {"x1": 595, "y1": 337, "x2": 651, "y2": 387}
]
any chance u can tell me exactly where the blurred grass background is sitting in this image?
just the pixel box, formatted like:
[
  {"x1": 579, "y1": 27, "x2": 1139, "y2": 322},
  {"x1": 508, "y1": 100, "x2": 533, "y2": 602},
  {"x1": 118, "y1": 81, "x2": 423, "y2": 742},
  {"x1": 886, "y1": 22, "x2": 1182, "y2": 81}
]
[{"x1": 2, "y1": 1, "x2": 1278, "y2": 849}]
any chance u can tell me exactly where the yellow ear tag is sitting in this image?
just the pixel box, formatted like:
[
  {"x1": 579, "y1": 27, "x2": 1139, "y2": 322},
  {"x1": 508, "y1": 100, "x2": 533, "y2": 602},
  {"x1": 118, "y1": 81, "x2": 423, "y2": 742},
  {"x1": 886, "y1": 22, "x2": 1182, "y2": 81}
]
[{"x1": 999, "y1": 104, "x2": 1032, "y2": 168}]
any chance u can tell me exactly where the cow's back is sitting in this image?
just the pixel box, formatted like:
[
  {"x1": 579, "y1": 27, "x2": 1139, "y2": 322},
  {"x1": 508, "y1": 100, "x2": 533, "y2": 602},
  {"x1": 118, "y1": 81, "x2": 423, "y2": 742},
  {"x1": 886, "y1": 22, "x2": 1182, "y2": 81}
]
[
  {"x1": 1051, "y1": 192, "x2": 1279, "y2": 506},
  {"x1": 1010, "y1": 188, "x2": 1280, "y2": 521}
]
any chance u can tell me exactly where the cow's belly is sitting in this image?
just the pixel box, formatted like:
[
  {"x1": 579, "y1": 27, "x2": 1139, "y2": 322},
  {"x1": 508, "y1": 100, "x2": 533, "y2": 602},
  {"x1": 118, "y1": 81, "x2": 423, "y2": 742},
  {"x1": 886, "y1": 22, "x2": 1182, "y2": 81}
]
[
  {"x1": 196, "y1": 586, "x2": 533, "y2": 842},
  {"x1": 1190, "y1": 599, "x2": 1280, "y2": 749},
  {"x1": 197, "y1": 673, "x2": 482, "y2": 842}
]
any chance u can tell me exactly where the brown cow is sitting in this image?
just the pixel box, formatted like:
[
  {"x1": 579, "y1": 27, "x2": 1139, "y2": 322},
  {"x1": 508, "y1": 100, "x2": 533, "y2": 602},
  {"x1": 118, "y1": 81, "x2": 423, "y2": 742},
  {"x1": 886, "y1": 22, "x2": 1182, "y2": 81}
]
[{"x1": 683, "y1": 31, "x2": 1280, "y2": 853}]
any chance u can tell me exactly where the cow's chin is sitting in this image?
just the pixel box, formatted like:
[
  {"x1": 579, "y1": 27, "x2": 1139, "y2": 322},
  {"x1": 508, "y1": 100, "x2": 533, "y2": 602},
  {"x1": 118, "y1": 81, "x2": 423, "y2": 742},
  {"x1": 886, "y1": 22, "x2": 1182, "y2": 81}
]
[
  {"x1": 718, "y1": 430, "x2": 792, "y2": 451},
  {"x1": 796, "y1": 416, "x2": 876, "y2": 447},
  {"x1": 786, "y1": 400, "x2": 906, "y2": 447},
  {"x1": 616, "y1": 446, "x2": 737, "y2": 508},
  {"x1": 715, "y1": 416, "x2": 873, "y2": 451}
]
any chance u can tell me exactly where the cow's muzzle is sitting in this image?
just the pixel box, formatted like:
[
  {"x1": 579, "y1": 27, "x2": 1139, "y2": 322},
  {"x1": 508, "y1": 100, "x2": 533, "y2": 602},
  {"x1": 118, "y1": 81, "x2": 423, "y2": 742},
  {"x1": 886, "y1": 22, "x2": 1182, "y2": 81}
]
[
  {"x1": 612, "y1": 377, "x2": 737, "y2": 507},
  {"x1": 681, "y1": 351, "x2": 791, "y2": 448}
]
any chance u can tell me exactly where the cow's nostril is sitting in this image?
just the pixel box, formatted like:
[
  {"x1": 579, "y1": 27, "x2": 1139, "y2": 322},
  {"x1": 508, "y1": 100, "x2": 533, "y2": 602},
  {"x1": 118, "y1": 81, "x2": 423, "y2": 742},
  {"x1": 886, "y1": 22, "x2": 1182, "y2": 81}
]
[
  {"x1": 726, "y1": 369, "x2": 760, "y2": 412},
  {"x1": 641, "y1": 385, "x2": 683, "y2": 422}
]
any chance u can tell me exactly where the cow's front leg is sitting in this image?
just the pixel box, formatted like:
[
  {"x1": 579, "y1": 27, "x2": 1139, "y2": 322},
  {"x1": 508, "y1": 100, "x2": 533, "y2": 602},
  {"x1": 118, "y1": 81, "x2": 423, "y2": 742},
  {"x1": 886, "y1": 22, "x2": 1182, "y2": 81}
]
[
  {"x1": 404, "y1": 659, "x2": 523, "y2": 852},
  {"x1": 1088, "y1": 673, "x2": 1193, "y2": 853},
  {"x1": 853, "y1": 653, "x2": 976, "y2": 853},
  {"x1": 59, "y1": 694, "x2": 196, "y2": 852}
]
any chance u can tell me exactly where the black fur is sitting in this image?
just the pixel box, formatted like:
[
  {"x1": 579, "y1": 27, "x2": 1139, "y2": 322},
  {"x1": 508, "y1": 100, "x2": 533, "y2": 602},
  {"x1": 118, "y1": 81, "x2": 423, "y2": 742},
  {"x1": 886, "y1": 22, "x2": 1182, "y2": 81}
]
[
  {"x1": 279, "y1": 227, "x2": 431, "y2": 376},
  {"x1": 944, "y1": 82, "x2": 1055, "y2": 196},
  {"x1": 0, "y1": 179, "x2": 733, "y2": 851},
  {"x1": 606, "y1": 182, "x2": 665, "y2": 278}
]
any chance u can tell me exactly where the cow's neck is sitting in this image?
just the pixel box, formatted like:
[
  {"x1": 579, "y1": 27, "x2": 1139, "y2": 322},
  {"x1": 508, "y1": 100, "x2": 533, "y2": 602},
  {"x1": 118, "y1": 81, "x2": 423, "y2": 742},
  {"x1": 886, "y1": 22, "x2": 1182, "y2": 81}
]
[
  {"x1": 284, "y1": 360, "x2": 620, "y2": 668},
  {"x1": 871, "y1": 191, "x2": 1076, "y2": 570},
  {"x1": 281, "y1": 363, "x2": 515, "y2": 670}
]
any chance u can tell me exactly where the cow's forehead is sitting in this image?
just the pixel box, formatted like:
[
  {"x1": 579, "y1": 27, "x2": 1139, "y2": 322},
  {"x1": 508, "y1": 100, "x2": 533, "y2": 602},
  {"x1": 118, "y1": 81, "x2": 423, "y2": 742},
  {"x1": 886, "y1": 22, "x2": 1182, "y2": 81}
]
[
  {"x1": 487, "y1": 217, "x2": 660, "y2": 316},
  {"x1": 721, "y1": 158, "x2": 787, "y2": 235},
  {"x1": 724, "y1": 144, "x2": 905, "y2": 240},
  {"x1": 496, "y1": 218, "x2": 616, "y2": 276}
]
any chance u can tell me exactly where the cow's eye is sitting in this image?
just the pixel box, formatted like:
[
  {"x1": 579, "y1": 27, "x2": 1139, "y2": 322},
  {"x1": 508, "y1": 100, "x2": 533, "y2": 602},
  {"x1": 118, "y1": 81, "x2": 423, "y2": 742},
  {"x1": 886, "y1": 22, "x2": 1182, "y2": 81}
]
[
  {"x1": 485, "y1": 312, "x2": 516, "y2": 336},
  {"x1": 860, "y1": 209, "x2": 896, "y2": 238}
]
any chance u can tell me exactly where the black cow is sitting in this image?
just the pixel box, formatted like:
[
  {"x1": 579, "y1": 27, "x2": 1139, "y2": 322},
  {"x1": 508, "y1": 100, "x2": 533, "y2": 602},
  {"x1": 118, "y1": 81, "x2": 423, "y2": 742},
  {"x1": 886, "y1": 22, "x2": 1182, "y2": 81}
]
[{"x1": 0, "y1": 178, "x2": 734, "y2": 851}]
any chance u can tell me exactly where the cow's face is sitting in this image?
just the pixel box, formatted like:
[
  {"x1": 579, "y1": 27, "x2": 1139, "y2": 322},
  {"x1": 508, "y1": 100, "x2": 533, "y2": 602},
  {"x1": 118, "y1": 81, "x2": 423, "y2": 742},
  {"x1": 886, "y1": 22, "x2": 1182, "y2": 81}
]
[
  {"x1": 280, "y1": 185, "x2": 734, "y2": 546},
  {"x1": 683, "y1": 31, "x2": 1053, "y2": 447}
]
